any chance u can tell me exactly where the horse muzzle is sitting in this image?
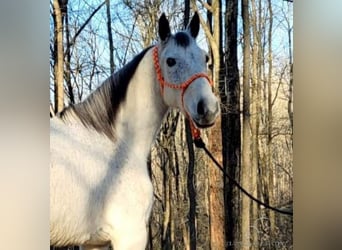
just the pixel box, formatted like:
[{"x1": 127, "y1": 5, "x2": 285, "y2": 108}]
[{"x1": 191, "y1": 98, "x2": 220, "y2": 128}]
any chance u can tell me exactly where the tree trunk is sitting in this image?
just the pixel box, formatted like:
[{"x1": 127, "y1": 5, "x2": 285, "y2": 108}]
[
  {"x1": 184, "y1": 4, "x2": 196, "y2": 249},
  {"x1": 162, "y1": 141, "x2": 171, "y2": 248},
  {"x1": 191, "y1": 1, "x2": 225, "y2": 248},
  {"x1": 202, "y1": 0, "x2": 226, "y2": 249},
  {"x1": 53, "y1": 0, "x2": 64, "y2": 113},
  {"x1": 287, "y1": 18, "x2": 293, "y2": 136},
  {"x1": 267, "y1": 0, "x2": 276, "y2": 241},
  {"x1": 224, "y1": 0, "x2": 240, "y2": 248},
  {"x1": 185, "y1": 121, "x2": 197, "y2": 250},
  {"x1": 64, "y1": 2, "x2": 75, "y2": 105},
  {"x1": 241, "y1": 0, "x2": 252, "y2": 247},
  {"x1": 250, "y1": 0, "x2": 261, "y2": 246}
]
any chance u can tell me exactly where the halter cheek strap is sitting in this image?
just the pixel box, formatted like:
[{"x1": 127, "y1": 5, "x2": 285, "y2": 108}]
[{"x1": 152, "y1": 46, "x2": 213, "y2": 140}]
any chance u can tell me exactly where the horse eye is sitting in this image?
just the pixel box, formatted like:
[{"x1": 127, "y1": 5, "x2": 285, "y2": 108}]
[{"x1": 166, "y1": 58, "x2": 176, "y2": 67}]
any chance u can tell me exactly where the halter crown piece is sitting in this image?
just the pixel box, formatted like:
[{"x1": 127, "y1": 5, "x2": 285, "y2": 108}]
[{"x1": 152, "y1": 46, "x2": 213, "y2": 140}]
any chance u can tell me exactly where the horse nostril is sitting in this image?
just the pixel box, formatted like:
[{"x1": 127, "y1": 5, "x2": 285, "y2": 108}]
[{"x1": 197, "y1": 99, "x2": 207, "y2": 116}]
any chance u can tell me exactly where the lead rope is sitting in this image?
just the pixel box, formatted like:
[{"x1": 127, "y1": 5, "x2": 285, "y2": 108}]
[{"x1": 189, "y1": 119, "x2": 293, "y2": 216}]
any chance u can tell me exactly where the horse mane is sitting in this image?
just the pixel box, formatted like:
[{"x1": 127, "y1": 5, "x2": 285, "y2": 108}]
[{"x1": 59, "y1": 45, "x2": 153, "y2": 140}]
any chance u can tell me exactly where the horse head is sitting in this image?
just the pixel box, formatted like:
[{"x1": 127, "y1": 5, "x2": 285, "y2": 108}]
[{"x1": 154, "y1": 13, "x2": 220, "y2": 128}]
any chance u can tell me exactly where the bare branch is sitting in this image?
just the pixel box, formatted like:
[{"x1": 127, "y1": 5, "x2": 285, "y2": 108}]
[
  {"x1": 271, "y1": 64, "x2": 287, "y2": 107},
  {"x1": 191, "y1": 1, "x2": 214, "y2": 43},
  {"x1": 197, "y1": 0, "x2": 213, "y2": 12},
  {"x1": 64, "y1": 1, "x2": 105, "y2": 57}
]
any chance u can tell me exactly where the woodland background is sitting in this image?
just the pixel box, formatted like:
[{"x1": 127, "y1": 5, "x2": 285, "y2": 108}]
[{"x1": 50, "y1": 0, "x2": 293, "y2": 249}]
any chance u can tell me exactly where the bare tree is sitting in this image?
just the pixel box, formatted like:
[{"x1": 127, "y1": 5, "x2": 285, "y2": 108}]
[
  {"x1": 62, "y1": 0, "x2": 75, "y2": 105},
  {"x1": 191, "y1": 0, "x2": 226, "y2": 248},
  {"x1": 265, "y1": 0, "x2": 277, "y2": 241},
  {"x1": 250, "y1": 0, "x2": 261, "y2": 246},
  {"x1": 241, "y1": 0, "x2": 252, "y2": 247},
  {"x1": 224, "y1": 0, "x2": 240, "y2": 248},
  {"x1": 52, "y1": 0, "x2": 65, "y2": 113}
]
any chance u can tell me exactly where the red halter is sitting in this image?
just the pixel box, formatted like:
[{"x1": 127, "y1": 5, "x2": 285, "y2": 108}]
[{"x1": 152, "y1": 46, "x2": 213, "y2": 140}]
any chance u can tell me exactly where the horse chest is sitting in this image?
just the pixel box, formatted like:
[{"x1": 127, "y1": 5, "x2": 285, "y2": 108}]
[{"x1": 51, "y1": 121, "x2": 154, "y2": 246}]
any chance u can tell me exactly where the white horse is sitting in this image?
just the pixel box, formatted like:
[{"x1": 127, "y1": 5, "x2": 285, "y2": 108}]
[{"x1": 50, "y1": 13, "x2": 219, "y2": 250}]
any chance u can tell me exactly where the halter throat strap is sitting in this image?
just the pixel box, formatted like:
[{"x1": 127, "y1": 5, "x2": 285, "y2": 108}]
[{"x1": 152, "y1": 46, "x2": 213, "y2": 140}]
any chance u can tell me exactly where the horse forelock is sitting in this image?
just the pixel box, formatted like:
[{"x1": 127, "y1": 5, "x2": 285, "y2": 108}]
[
  {"x1": 59, "y1": 46, "x2": 153, "y2": 141},
  {"x1": 174, "y1": 31, "x2": 191, "y2": 47}
]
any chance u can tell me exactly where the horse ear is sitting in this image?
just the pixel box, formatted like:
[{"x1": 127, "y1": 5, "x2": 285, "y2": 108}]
[
  {"x1": 187, "y1": 12, "x2": 200, "y2": 39},
  {"x1": 158, "y1": 13, "x2": 171, "y2": 42}
]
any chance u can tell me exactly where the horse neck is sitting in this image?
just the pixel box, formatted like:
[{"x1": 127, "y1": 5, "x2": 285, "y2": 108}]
[{"x1": 115, "y1": 48, "x2": 168, "y2": 155}]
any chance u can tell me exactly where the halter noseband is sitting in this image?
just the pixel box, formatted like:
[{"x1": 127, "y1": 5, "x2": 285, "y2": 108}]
[{"x1": 152, "y1": 46, "x2": 213, "y2": 140}]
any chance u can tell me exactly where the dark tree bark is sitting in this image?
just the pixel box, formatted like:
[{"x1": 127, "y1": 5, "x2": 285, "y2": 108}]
[
  {"x1": 223, "y1": 0, "x2": 240, "y2": 248},
  {"x1": 185, "y1": 121, "x2": 197, "y2": 250},
  {"x1": 64, "y1": 0, "x2": 75, "y2": 105},
  {"x1": 184, "y1": 3, "x2": 197, "y2": 249}
]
